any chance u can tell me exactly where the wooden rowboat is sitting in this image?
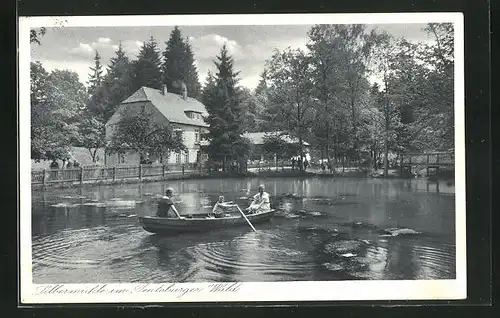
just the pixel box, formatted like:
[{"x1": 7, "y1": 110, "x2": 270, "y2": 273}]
[{"x1": 138, "y1": 209, "x2": 276, "y2": 234}]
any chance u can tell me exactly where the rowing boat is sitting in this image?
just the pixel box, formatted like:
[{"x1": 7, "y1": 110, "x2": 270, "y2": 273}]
[{"x1": 138, "y1": 209, "x2": 276, "y2": 234}]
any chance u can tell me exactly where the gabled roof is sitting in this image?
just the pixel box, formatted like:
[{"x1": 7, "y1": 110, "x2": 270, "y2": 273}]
[
  {"x1": 243, "y1": 131, "x2": 310, "y2": 146},
  {"x1": 121, "y1": 86, "x2": 209, "y2": 127}
]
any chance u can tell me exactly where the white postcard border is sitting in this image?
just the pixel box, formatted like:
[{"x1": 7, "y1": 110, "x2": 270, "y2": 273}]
[{"x1": 19, "y1": 12, "x2": 466, "y2": 304}]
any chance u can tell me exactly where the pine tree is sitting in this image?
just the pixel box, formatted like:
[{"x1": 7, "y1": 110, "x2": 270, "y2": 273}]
[
  {"x1": 201, "y1": 70, "x2": 217, "y2": 107},
  {"x1": 87, "y1": 50, "x2": 104, "y2": 96},
  {"x1": 107, "y1": 42, "x2": 130, "y2": 80},
  {"x1": 254, "y1": 70, "x2": 268, "y2": 95},
  {"x1": 86, "y1": 43, "x2": 133, "y2": 121},
  {"x1": 162, "y1": 26, "x2": 201, "y2": 98},
  {"x1": 202, "y1": 44, "x2": 249, "y2": 171},
  {"x1": 131, "y1": 36, "x2": 163, "y2": 91}
]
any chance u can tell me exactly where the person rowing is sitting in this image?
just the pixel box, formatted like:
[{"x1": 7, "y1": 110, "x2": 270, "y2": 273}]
[
  {"x1": 157, "y1": 187, "x2": 181, "y2": 218},
  {"x1": 246, "y1": 184, "x2": 271, "y2": 214},
  {"x1": 210, "y1": 195, "x2": 232, "y2": 218}
]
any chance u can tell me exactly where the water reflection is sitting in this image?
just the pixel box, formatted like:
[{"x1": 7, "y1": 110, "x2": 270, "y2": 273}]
[{"x1": 31, "y1": 177, "x2": 456, "y2": 283}]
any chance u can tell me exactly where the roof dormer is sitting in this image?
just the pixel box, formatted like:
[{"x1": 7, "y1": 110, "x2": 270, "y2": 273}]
[{"x1": 185, "y1": 110, "x2": 203, "y2": 120}]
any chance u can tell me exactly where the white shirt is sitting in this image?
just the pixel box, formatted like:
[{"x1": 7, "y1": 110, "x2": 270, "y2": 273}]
[{"x1": 252, "y1": 192, "x2": 271, "y2": 211}]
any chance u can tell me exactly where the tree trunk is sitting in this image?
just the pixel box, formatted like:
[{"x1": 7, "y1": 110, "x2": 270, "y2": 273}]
[
  {"x1": 384, "y1": 130, "x2": 389, "y2": 178},
  {"x1": 325, "y1": 121, "x2": 330, "y2": 164},
  {"x1": 299, "y1": 135, "x2": 304, "y2": 172},
  {"x1": 334, "y1": 131, "x2": 339, "y2": 169}
]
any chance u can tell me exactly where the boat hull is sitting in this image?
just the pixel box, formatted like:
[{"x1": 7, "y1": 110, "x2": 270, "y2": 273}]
[{"x1": 138, "y1": 210, "x2": 276, "y2": 234}]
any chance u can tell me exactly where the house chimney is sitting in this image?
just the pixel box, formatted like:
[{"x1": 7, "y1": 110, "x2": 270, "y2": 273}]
[
  {"x1": 181, "y1": 82, "x2": 187, "y2": 100},
  {"x1": 161, "y1": 84, "x2": 167, "y2": 95}
]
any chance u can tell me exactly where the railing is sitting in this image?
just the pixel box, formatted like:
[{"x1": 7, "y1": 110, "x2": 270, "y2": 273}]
[
  {"x1": 400, "y1": 152, "x2": 455, "y2": 177},
  {"x1": 31, "y1": 163, "x2": 206, "y2": 186}
]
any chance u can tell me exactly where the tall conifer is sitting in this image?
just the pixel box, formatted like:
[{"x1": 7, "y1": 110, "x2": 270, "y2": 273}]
[
  {"x1": 162, "y1": 26, "x2": 201, "y2": 99},
  {"x1": 202, "y1": 44, "x2": 249, "y2": 170},
  {"x1": 131, "y1": 36, "x2": 163, "y2": 91},
  {"x1": 87, "y1": 50, "x2": 104, "y2": 96}
]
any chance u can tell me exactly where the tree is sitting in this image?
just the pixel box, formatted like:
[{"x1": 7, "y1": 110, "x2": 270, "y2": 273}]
[
  {"x1": 131, "y1": 36, "x2": 163, "y2": 91},
  {"x1": 86, "y1": 43, "x2": 134, "y2": 121},
  {"x1": 422, "y1": 23, "x2": 454, "y2": 150},
  {"x1": 87, "y1": 50, "x2": 105, "y2": 96},
  {"x1": 264, "y1": 48, "x2": 316, "y2": 170},
  {"x1": 75, "y1": 112, "x2": 106, "y2": 162},
  {"x1": 424, "y1": 23, "x2": 454, "y2": 68},
  {"x1": 254, "y1": 70, "x2": 268, "y2": 95},
  {"x1": 107, "y1": 107, "x2": 185, "y2": 162},
  {"x1": 202, "y1": 44, "x2": 249, "y2": 171},
  {"x1": 369, "y1": 31, "x2": 400, "y2": 177},
  {"x1": 31, "y1": 62, "x2": 88, "y2": 161},
  {"x1": 262, "y1": 133, "x2": 287, "y2": 162},
  {"x1": 238, "y1": 87, "x2": 261, "y2": 132},
  {"x1": 253, "y1": 70, "x2": 273, "y2": 132},
  {"x1": 201, "y1": 70, "x2": 217, "y2": 110},
  {"x1": 307, "y1": 24, "x2": 344, "y2": 165},
  {"x1": 162, "y1": 26, "x2": 201, "y2": 99},
  {"x1": 30, "y1": 27, "x2": 46, "y2": 45},
  {"x1": 332, "y1": 25, "x2": 378, "y2": 159},
  {"x1": 108, "y1": 42, "x2": 131, "y2": 80}
]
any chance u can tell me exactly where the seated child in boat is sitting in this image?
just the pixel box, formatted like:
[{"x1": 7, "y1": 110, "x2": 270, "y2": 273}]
[{"x1": 211, "y1": 196, "x2": 228, "y2": 218}]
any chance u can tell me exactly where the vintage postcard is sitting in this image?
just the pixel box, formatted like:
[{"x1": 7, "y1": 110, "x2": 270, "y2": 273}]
[{"x1": 19, "y1": 13, "x2": 466, "y2": 304}]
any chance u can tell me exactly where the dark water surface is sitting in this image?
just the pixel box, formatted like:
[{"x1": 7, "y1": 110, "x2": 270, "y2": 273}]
[{"x1": 31, "y1": 177, "x2": 456, "y2": 283}]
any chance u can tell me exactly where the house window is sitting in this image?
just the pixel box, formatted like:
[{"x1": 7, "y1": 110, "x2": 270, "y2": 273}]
[
  {"x1": 176, "y1": 152, "x2": 181, "y2": 164},
  {"x1": 118, "y1": 153, "x2": 126, "y2": 164},
  {"x1": 185, "y1": 152, "x2": 189, "y2": 163},
  {"x1": 195, "y1": 129, "x2": 199, "y2": 143}
]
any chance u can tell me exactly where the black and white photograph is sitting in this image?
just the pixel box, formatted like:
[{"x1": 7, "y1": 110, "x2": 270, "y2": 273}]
[{"x1": 19, "y1": 13, "x2": 466, "y2": 303}]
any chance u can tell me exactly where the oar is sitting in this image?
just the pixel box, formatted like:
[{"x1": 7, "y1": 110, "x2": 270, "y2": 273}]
[{"x1": 235, "y1": 205, "x2": 257, "y2": 232}]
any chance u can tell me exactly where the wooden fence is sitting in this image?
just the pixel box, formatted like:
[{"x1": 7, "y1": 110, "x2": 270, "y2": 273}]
[
  {"x1": 31, "y1": 163, "x2": 204, "y2": 186},
  {"x1": 400, "y1": 152, "x2": 455, "y2": 177}
]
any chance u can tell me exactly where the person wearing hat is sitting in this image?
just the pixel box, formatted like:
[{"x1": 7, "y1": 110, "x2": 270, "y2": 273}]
[
  {"x1": 246, "y1": 184, "x2": 271, "y2": 214},
  {"x1": 157, "y1": 188, "x2": 181, "y2": 218}
]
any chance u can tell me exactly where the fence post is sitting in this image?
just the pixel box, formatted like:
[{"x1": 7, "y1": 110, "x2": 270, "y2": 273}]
[
  {"x1": 162, "y1": 164, "x2": 166, "y2": 179},
  {"x1": 408, "y1": 156, "x2": 412, "y2": 176},
  {"x1": 426, "y1": 154, "x2": 430, "y2": 177},
  {"x1": 113, "y1": 166, "x2": 116, "y2": 182},
  {"x1": 42, "y1": 169, "x2": 46, "y2": 186},
  {"x1": 139, "y1": 164, "x2": 142, "y2": 180},
  {"x1": 79, "y1": 167, "x2": 83, "y2": 185},
  {"x1": 399, "y1": 156, "x2": 403, "y2": 177},
  {"x1": 436, "y1": 154, "x2": 440, "y2": 177}
]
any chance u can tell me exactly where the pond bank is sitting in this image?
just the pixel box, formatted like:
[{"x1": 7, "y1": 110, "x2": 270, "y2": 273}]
[
  {"x1": 31, "y1": 168, "x2": 453, "y2": 191},
  {"x1": 31, "y1": 170, "x2": 313, "y2": 191}
]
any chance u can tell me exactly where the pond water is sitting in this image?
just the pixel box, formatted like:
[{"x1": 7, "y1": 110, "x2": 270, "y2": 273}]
[{"x1": 31, "y1": 177, "x2": 456, "y2": 283}]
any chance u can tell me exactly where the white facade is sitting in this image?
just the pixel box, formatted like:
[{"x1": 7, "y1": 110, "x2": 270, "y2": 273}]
[{"x1": 104, "y1": 86, "x2": 209, "y2": 166}]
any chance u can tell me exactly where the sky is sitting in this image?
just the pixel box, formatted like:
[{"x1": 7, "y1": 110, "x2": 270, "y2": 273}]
[{"x1": 30, "y1": 23, "x2": 435, "y2": 91}]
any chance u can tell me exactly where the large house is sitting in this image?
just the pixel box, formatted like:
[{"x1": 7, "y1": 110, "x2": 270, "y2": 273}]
[{"x1": 104, "y1": 84, "x2": 209, "y2": 166}]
